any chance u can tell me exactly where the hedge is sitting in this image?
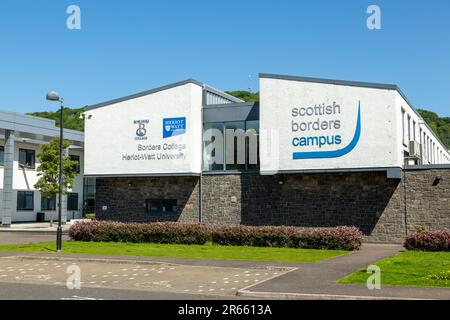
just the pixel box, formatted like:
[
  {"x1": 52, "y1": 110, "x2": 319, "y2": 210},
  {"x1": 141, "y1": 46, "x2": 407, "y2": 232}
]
[
  {"x1": 404, "y1": 229, "x2": 450, "y2": 251},
  {"x1": 69, "y1": 221, "x2": 363, "y2": 250}
]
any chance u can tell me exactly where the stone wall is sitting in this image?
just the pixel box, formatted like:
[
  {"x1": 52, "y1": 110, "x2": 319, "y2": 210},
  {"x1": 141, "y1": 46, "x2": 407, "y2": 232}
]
[
  {"x1": 95, "y1": 168, "x2": 450, "y2": 243},
  {"x1": 202, "y1": 172, "x2": 405, "y2": 243},
  {"x1": 404, "y1": 168, "x2": 450, "y2": 235},
  {"x1": 95, "y1": 176, "x2": 199, "y2": 223}
]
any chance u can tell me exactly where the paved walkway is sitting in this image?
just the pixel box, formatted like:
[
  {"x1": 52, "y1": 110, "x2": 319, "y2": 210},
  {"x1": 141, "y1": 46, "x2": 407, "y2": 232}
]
[
  {"x1": 0, "y1": 231, "x2": 70, "y2": 245},
  {"x1": 238, "y1": 244, "x2": 450, "y2": 300},
  {"x1": 0, "y1": 222, "x2": 78, "y2": 233}
]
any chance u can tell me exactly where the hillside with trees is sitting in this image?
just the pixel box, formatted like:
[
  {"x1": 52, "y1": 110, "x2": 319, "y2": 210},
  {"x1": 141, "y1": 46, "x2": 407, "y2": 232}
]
[
  {"x1": 27, "y1": 91, "x2": 450, "y2": 149},
  {"x1": 28, "y1": 108, "x2": 85, "y2": 132},
  {"x1": 417, "y1": 109, "x2": 450, "y2": 148}
]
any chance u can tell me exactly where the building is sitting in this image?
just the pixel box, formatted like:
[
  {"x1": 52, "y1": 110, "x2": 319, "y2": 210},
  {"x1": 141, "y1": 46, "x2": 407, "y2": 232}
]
[
  {"x1": 82, "y1": 73, "x2": 450, "y2": 242},
  {"x1": 0, "y1": 110, "x2": 85, "y2": 225}
]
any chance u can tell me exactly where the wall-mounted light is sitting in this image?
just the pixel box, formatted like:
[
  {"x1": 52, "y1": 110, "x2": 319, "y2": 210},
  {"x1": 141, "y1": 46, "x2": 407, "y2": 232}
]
[
  {"x1": 433, "y1": 175, "x2": 442, "y2": 186},
  {"x1": 79, "y1": 111, "x2": 92, "y2": 120}
]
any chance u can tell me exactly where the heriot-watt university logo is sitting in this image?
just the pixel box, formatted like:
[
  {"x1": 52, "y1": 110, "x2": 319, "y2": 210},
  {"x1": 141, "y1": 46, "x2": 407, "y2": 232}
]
[{"x1": 134, "y1": 119, "x2": 149, "y2": 141}]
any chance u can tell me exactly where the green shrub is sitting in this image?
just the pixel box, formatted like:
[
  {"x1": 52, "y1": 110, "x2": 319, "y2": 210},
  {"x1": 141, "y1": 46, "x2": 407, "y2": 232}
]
[{"x1": 84, "y1": 213, "x2": 96, "y2": 220}]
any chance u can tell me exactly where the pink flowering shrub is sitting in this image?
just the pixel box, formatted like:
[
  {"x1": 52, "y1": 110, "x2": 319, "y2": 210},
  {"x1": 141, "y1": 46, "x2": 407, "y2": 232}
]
[
  {"x1": 69, "y1": 221, "x2": 363, "y2": 250},
  {"x1": 404, "y1": 229, "x2": 450, "y2": 251}
]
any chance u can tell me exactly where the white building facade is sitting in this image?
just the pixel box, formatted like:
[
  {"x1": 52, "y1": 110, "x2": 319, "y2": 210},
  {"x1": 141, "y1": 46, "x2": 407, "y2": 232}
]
[{"x1": 0, "y1": 110, "x2": 84, "y2": 225}]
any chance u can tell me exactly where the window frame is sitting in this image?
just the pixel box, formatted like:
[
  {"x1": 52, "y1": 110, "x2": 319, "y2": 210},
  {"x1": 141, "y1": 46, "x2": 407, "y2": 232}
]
[
  {"x1": 70, "y1": 154, "x2": 81, "y2": 174},
  {"x1": 17, "y1": 191, "x2": 34, "y2": 211},
  {"x1": 18, "y1": 148, "x2": 36, "y2": 169},
  {"x1": 145, "y1": 199, "x2": 178, "y2": 214},
  {"x1": 401, "y1": 108, "x2": 406, "y2": 146},
  {"x1": 41, "y1": 195, "x2": 56, "y2": 211},
  {"x1": 0, "y1": 145, "x2": 4, "y2": 166},
  {"x1": 67, "y1": 193, "x2": 79, "y2": 211},
  {"x1": 203, "y1": 120, "x2": 260, "y2": 173}
]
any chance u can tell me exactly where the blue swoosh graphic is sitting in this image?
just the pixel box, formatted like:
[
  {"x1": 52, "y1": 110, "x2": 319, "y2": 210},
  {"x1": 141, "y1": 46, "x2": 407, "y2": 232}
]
[{"x1": 292, "y1": 101, "x2": 361, "y2": 160}]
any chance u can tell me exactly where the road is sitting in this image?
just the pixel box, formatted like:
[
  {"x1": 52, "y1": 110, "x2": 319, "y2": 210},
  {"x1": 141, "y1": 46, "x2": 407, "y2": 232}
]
[
  {"x1": 0, "y1": 255, "x2": 291, "y2": 300},
  {"x1": 0, "y1": 282, "x2": 242, "y2": 300}
]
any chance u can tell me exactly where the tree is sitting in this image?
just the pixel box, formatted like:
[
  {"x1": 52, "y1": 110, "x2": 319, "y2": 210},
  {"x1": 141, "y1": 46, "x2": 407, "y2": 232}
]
[
  {"x1": 226, "y1": 90, "x2": 260, "y2": 102},
  {"x1": 34, "y1": 137, "x2": 79, "y2": 220},
  {"x1": 28, "y1": 107, "x2": 85, "y2": 132},
  {"x1": 418, "y1": 109, "x2": 450, "y2": 148}
]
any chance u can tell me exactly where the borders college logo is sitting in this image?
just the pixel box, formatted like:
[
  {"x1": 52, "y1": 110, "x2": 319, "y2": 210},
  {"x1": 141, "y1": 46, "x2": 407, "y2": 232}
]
[{"x1": 134, "y1": 119, "x2": 149, "y2": 140}]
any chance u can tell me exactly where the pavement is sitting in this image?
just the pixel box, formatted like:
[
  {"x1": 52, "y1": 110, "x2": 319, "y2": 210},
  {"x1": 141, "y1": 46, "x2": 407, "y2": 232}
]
[
  {"x1": 0, "y1": 231, "x2": 70, "y2": 244},
  {"x1": 0, "y1": 231, "x2": 449, "y2": 300},
  {"x1": 238, "y1": 244, "x2": 450, "y2": 300},
  {"x1": 0, "y1": 221, "x2": 82, "y2": 233}
]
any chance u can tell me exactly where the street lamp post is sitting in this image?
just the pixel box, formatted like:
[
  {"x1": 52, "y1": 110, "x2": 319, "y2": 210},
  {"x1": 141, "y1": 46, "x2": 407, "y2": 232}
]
[{"x1": 46, "y1": 91, "x2": 64, "y2": 253}]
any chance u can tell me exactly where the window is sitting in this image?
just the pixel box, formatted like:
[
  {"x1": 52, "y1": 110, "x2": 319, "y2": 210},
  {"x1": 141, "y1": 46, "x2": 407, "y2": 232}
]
[
  {"x1": 401, "y1": 109, "x2": 406, "y2": 145},
  {"x1": 41, "y1": 195, "x2": 56, "y2": 211},
  {"x1": 19, "y1": 149, "x2": 35, "y2": 169},
  {"x1": 67, "y1": 193, "x2": 79, "y2": 211},
  {"x1": 83, "y1": 177, "x2": 96, "y2": 214},
  {"x1": 146, "y1": 199, "x2": 177, "y2": 214},
  {"x1": 246, "y1": 120, "x2": 259, "y2": 171},
  {"x1": 203, "y1": 122, "x2": 224, "y2": 171},
  {"x1": 203, "y1": 120, "x2": 260, "y2": 172},
  {"x1": 225, "y1": 121, "x2": 246, "y2": 171},
  {"x1": 412, "y1": 120, "x2": 416, "y2": 141},
  {"x1": 407, "y1": 115, "x2": 411, "y2": 143},
  {"x1": 70, "y1": 155, "x2": 81, "y2": 173},
  {"x1": 17, "y1": 191, "x2": 34, "y2": 211},
  {"x1": 0, "y1": 146, "x2": 4, "y2": 166}
]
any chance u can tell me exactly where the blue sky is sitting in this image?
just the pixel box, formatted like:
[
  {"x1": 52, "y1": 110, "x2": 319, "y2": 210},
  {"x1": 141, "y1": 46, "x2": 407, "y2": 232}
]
[{"x1": 0, "y1": 0, "x2": 449, "y2": 116}]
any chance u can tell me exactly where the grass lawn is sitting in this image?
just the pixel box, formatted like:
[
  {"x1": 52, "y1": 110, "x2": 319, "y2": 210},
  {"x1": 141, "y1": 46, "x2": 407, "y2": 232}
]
[
  {"x1": 0, "y1": 241, "x2": 349, "y2": 263},
  {"x1": 339, "y1": 251, "x2": 450, "y2": 288}
]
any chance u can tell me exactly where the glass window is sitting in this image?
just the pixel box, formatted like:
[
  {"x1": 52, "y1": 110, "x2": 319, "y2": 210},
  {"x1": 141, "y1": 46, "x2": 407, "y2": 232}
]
[
  {"x1": 203, "y1": 122, "x2": 224, "y2": 171},
  {"x1": 412, "y1": 120, "x2": 416, "y2": 141},
  {"x1": 407, "y1": 115, "x2": 411, "y2": 143},
  {"x1": 225, "y1": 121, "x2": 246, "y2": 171},
  {"x1": 70, "y1": 155, "x2": 81, "y2": 173},
  {"x1": 17, "y1": 191, "x2": 34, "y2": 211},
  {"x1": 203, "y1": 120, "x2": 260, "y2": 172},
  {"x1": 401, "y1": 109, "x2": 406, "y2": 145},
  {"x1": 146, "y1": 199, "x2": 177, "y2": 214},
  {"x1": 41, "y1": 195, "x2": 56, "y2": 211},
  {"x1": 19, "y1": 149, "x2": 35, "y2": 169},
  {"x1": 246, "y1": 120, "x2": 259, "y2": 170},
  {"x1": 0, "y1": 146, "x2": 4, "y2": 166},
  {"x1": 83, "y1": 177, "x2": 96, "y2": 214},
  {"x1": 67, "y1": 193, "x2": 79, "y2": 211}
]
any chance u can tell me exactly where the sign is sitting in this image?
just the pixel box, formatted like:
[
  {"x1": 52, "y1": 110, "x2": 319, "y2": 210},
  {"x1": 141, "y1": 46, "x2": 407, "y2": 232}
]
[
  {"x1": 163, "y1": 117, "x2": 186, "y2": 138},
  {"x1": 259, "y1": 75, "x2": 400, "y2": 173},
  {"x1": 84, "y1": 82, "x2": 203, "y2": 176}
]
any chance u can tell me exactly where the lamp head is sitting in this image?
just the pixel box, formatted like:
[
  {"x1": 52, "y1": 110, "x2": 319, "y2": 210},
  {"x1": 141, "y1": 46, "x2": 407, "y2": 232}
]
[{"x1": 46, "y1": 91, "x2": 60, "y2": 101}]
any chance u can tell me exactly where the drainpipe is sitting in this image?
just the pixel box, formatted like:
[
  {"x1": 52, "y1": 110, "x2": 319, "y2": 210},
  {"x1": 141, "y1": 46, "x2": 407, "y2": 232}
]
[
  {"x1": 199, "y1": 93, "x2": 204, "y2": 224},
  {"x1": 199, "y1": 172, "x2": 203, "y2": 224}
]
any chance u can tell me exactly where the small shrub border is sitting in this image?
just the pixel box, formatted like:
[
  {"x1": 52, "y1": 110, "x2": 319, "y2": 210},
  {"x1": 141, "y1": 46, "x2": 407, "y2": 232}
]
[
  {"x1": 404, "y1": 229, "x2": 450, "y2": 251},
  {"x1": 69, "y1": 221, "x2": 363, "y2": 251}
]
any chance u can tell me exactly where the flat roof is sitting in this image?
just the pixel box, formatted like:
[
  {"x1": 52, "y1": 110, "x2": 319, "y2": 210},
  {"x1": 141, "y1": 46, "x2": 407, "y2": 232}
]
[
  {"x1": 0, "y1": 109, "x2": 84, "y2": 145},
  {"x1": 85, "y1": 79, "x2": 242, "y2": 111}
]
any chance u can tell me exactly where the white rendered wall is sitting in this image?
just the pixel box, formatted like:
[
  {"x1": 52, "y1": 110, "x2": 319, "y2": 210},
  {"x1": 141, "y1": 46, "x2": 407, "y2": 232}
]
[
  {"x1": 0, "y1": 141, "x2": 84, "y2": 222},
  {"x1": 84, "y1": 83, "x2": 203, "y2": 176},
  {"x1": 260, "y1": 77, "x2": 401, "y2": 173},
  {"x1": 396, "y1": 92, "x2": 450, "y2": 165}
]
